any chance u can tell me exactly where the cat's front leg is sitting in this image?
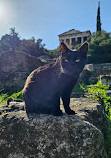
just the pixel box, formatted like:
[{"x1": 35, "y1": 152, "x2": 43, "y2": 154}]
[{"x1": 61, "y1": 92, "x2": 76, "y2": 115}]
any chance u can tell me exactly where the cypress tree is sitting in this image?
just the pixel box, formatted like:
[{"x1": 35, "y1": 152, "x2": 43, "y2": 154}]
[{"x1": 96, "y1": 1, "x2": 101, "y2": 34}]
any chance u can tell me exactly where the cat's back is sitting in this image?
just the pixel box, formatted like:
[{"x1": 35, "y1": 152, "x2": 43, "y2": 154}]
[{"x1": 22, "y1": 62, "x2": 59, "y2": 96}]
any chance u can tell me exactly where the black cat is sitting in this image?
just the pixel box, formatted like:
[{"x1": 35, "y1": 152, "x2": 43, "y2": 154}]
[{"x1": 22, "y1": 42, "x2": 88, "y2": 115}]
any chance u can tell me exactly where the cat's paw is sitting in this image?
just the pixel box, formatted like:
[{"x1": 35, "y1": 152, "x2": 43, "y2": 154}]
[{"x1": 66, "y1": 109, "x2": 76, "y2": 115}]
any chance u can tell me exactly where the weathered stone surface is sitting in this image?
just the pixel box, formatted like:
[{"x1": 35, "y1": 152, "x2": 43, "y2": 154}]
[
  {"x1": 93, "y1": 63, "x2": 111, "y2": 73},
  {"x1": 0, "y1": 72, "x2": 29, "y2": 89},
  {"x1": 0, "y1": 98, "x2": 106, "y2": 134},
  {"x1": 81, "y1": 63, "x2": 111, "y2": 84},
  {"x1": 84, "y1": 63, "x2": 111, "y2": 74},
  {"x1": 0, "y1": 110, "x2": 107, "y2": 158},
  {"x1": 0, "y1": 51, "x2": 43, "y2": 89},
  {"x1": 100, "y1": 75, "x2": 111, "y2": 86},
  {"x1": 0, "y1": 98, "x2": 107, "y2": 158},
  {"x1": 0, "y1": 51, "x2": 42, "y2": 73},
  {"x1": 0, "y1": 102, "x2": 25, "y2": 114},
  {"x1": 69, "y1": 98, "x2": 106, "y2": 134},
  {"x1": 84, "y1": 64, "x2": 93, "y2": 72}
]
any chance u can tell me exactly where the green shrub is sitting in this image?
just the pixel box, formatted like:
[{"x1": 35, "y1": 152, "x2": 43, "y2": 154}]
[
  {"x1": 0, "y1": 89, "x2": 23, "y2": 105},
  {"x1": 0, "y1": 93, "x2": 9, "y2": 104},
  {"x1": 87, "y1": 30, "x2": 111, "y2": 64},
  {"x1": 73, "y1": 82, "x2": 86, "y2": 92},
  {"x1": 86, "y1": 81, "x2": 111, "y2": 157}
]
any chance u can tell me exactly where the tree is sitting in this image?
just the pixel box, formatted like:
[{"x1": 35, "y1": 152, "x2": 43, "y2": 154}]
[
  {"x1": 87, "y1": 30, "x2": 111, "y2": 64},
  {"x1": 9, "y1": 28, "x2": 21, "y2": 51},
  {"x1": 46, "y1": 46, "x2": 60, "y2": 59},
  {"x1": 0, "y1": 34, "x2": 11, "y2": 52},
  {"x1": 0, "y1": 27, "x2": 21, "y2": 52},
  {"x1": 19, "y1": 38, "x2": 45, "y2": 57},
  {"x1": 96, "y1": 1, "x2": 101, "y2": 34},
  {"x1": 0, "y1": 28, "x2": 46, "y2": 57}
]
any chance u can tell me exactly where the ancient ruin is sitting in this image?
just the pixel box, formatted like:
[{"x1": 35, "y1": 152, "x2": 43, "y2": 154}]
[
  {"x1": 58, "y1": 29, "x2": 91, "y2": 47},
  {"x1": 0, "y1": 97, "x2": 107, "y2": 158}
]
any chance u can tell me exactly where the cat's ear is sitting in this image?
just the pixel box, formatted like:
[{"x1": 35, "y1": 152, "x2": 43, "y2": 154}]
[
  {"x1": 60, "y1": 42, "x2": 69, "y2": 53},
  {"x1": 77, "y1": 42, "x2": 88, "y2": 54}
]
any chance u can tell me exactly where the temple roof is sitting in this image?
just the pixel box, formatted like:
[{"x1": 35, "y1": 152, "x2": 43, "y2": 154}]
[{"x1": 58, "y1": 29, "x2": 91, "y2": 37}]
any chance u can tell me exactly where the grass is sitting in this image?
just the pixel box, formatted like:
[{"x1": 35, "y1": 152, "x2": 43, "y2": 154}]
[
  {"x1": 0, "y1": 88, "x2": 23, "y2": 105},
  {"x1": 80, "y1": 81, "x2": 111, "y2": 158},
  {"x1": 0, "y1": 82, "x2": 111, "y2": 157},
  {"x1": 73, "y1": 81, "x2": 111, "y2": 157},
  {"x1": 73, "y1": 82, "x2": 86, "y2": 92}
]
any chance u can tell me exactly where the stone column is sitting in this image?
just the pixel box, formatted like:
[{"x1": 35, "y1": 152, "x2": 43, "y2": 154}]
[
  {"x1": 75, "y1": 37, "x2": 78, "y2": 43},
  {"x1": 69, "y1": 38, "x2": 72, "y2": 47},
  {"x1": 81, "y1": 37, "x2": 84, "y2": 43},
  {"x1": 64, "y1": 39, "x2": 66, "y2": 45}
]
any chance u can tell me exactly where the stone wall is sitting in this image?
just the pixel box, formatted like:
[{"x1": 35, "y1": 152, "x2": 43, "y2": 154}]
[
  {"x1": 0, "y1": 72, "x2": 29, "y2": 89},
  {"x1": 100, "y1": 75, "x2": 111, "y2": 86},
  {"x1": 84, "y1": 63, "x2": 111, "y2": 75},
  {"x1": 0, "y1": 51, "x2": 43, "y2": 89},
  {"x1": 81, "y1": 63, "x2": 111, "y2": 84}
]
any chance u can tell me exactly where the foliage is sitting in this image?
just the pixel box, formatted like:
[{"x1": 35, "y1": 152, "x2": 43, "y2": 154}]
[
  {"x1": 0, "y1": 93, "x2": 9, "y2": 104},
  {"x1": 19, "y1": 38, "x2": 46, "y2": 57},
  {"x1": 73, "y1": 81, "x2": 111, "y2": 157},
  {"x1": 10, "y1": 90, "x2": 23, "y2": 102},
  {"x1": 0, "y1": 28, "x2": 21, "y2": 52},
  {"x1": 0, "y1": 88, "x2": 23, "y2": 105},
  {"x1": 47, "y1": 30, "x2": 111, "y2": 65},
  {"x1": 46, "y1": 46, "x2": 60, "y2": 59},
  {"x1": 87, "y1": 30, "x2": 111, "y2": 64},
  {"x1": 73, "y1": 82, "x2": 86, "y2": 92},
  {"x1": 0, "y1": 28, "x2": 46, "y2": 57},
  {"x1": 96, "y1": 1, "x2": 101, "y2": 33},
  {"x1": 1, "y1": 28, "x2": 111, "y2": 64},
  {"x1": 85, "y1": 81, "x2": 111, "y2": 157}
]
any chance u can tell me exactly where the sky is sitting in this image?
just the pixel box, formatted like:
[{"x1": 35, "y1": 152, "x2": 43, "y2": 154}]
[{"x1": 0, "y1": 0, "x2": 110, "y2": 49}]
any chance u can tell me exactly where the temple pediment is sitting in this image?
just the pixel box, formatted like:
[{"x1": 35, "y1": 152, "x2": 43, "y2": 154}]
[
  {"x1": 58, "y1": 29, "x2": 91, "y2": 47},
  {"x1": 58, "y1": 29, "x2": 81, "y2": 37}
]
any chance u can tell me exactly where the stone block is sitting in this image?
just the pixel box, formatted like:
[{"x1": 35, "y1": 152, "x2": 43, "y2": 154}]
[
  {"x1": 100, "y1": 75, "x2": 111, "y2": 86},
  {"x1": 0, "y1": 98, "x2": 107, "y2": 158},
  {"x1": 0, "y1": 111, "x2": 107, "y2": 158}
]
